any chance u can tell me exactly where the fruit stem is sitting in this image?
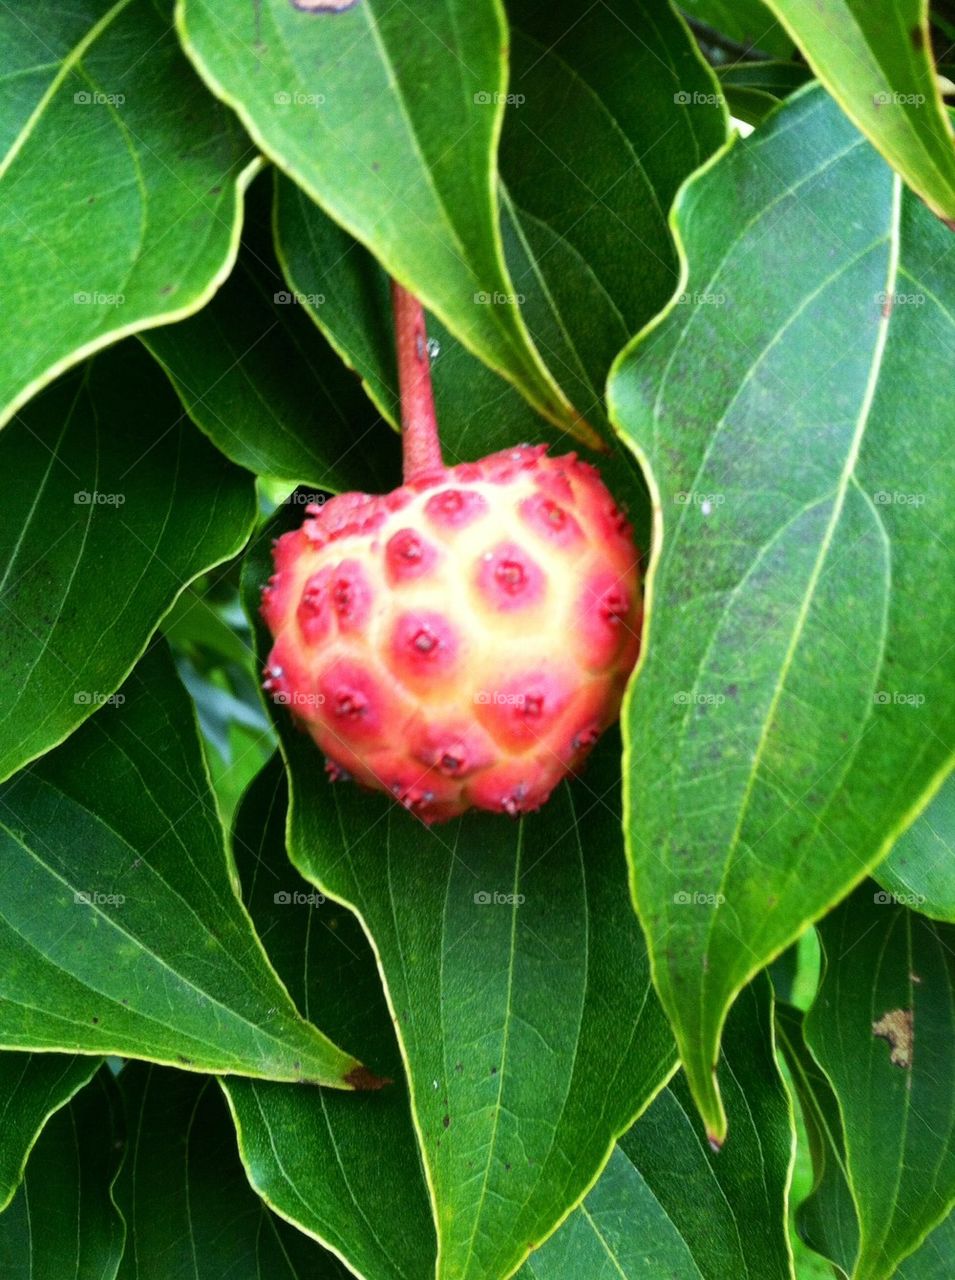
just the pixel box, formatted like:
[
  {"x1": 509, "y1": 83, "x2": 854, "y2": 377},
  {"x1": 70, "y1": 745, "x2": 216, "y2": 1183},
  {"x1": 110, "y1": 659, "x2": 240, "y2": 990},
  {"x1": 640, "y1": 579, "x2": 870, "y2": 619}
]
[{"x1": 392, "y1": 279, "x2": 443, "y2": 482}]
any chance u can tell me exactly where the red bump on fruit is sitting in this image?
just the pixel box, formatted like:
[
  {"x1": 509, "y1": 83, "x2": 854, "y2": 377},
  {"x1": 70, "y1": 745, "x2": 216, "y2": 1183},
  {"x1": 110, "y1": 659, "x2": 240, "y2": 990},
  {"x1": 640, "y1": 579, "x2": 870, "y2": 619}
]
[
  {"x1": 424, "y1": 487, "x2": 488, "y2": 529},
  {"x1": 390, "y1": 611, "x2": 460, "y2": 683},
  {"x1": 385, "y1": 528, "x2": 439, "y2": 583},
  {"x1": 475, "y1": 670, "x2": 573, "y2": 752},
  {"x1": 518, "y1": 492, "x2": 584, "y2": 549},
  {"x1": 475, "y1": 542, "x2": 545, "y2": 611},
  {"x1": 328, "y1": 559, "x2": 373, "y2": 632},
  {"x1": 577, "y1": 568, "x2": 636, "y2": 670}
]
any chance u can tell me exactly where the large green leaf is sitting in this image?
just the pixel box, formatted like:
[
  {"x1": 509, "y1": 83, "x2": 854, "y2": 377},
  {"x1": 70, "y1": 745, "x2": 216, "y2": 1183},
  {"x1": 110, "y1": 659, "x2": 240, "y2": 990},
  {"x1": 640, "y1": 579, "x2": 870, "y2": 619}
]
[
  {"x1": 875, "y1": 773, "x2": 955, "y2": 921},
  {"x1": 608, "y1": 85, "x2": 955, "y2": 1139},
  {"x1": 0, "y1": 1069, "x2": 124, "y2": 1279},
  {"x1": 0, "y1": 1052, "x2": 101, "y2": 1211},
  {"x1": 143, "y1": 174, "x2": 400, "y2": 492},
  {"x1": 679, "y1": 0, "x2": 793, "y2": 58},
  {"x1": 115, "y1": 1062, "x2": 350, "y2": 1279},
  {"x1": 761, "y1": 0, "x2": 955, "y2": 223},
  {"x1": 268, "y1": 0, "x2": 725, "y2": 450},
  {"x1": 241, "y1": 505, "x2": 676, "y2": 1280},
  {"x1": 221, "y1": 756, "x2": 436, "y2": 1280},
  {"x1": 0, "y1": 342, "x2": 257, "y2": 782},
  {"x1": 176, "y1": 0, "x2": 602, "y2": 442},
  {"x1": 776, "y1": 1004, "x2": 859, "y2": 1276},
  {"x1": 0, "y1": 642, "x2": 364, "y2": 1087},
  {"x1": 0, "y1": 0, "x2": 258, "y2": 431},
  {"x1": 802, "y1": 885, "x2": 955, "y2": 1280},
  {"x1": 521, "y1": 975, "x2": 794, "y2": 1279}
]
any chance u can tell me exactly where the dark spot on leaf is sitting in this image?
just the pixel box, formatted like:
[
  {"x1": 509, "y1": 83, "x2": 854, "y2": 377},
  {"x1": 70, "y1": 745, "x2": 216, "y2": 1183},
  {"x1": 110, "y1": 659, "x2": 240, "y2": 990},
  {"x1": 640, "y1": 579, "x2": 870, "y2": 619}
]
[
  {"x1": 91, "y1": 1016, "x2": 99, "y2": 1024},
  {"x1": 443, "y1": 1115, "x2": 450, "y2": 1129},
  {"x1": 911, "y1": 24, "x2": 925, "y2": 49},
  {"x1": 346, "y1": 1065, "x2": 391, "y2": 1091}
]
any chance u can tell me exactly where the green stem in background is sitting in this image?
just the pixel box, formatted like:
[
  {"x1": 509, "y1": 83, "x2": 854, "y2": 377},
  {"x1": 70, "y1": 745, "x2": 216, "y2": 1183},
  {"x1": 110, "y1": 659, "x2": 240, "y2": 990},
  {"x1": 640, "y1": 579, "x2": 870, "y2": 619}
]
[{"x1": 391, "y1": 279, "x2": 443, "y2": 482}]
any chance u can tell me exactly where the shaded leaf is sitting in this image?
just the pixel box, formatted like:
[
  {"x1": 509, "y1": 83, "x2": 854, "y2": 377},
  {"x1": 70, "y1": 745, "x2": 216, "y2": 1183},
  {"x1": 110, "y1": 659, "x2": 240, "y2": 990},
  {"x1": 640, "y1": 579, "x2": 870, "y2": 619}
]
[
  {"x1": 0, "y1": 1051, "x2": 101, "y2": 1211},
  {"x1": 875, "y1": 773, "x2": 955, "y2": 922},
  {"x1": 0, "y1": 0, "x2": 258, "y2": 430},
  {"x1": 115, "y1": 1062, "x2": 349, "y2": 1279},
  {"x1": 522, "y1": 977, "x2": 794, "y2": 1280},
  {"x1": 0, "y1": 342, "x2": 257, "y2": 782},
  {"x1": 143, "y1": 173, "x2": 400, "y2": 492},
  {"x1": 270, "y1": 0, "x2": 725, "y2": 448},
  {"x1": 0, "y1": 1068, "x2": 124, "y2": 1280},
  {"x1": 608, "y1": 85, "x2": 955, "y2": 1138},
  {"x1": 222, "y1": 756, "x2": 436, "y2": 1280},
  {"x1": 177, "y1": 0, "x2": 591, "y2": 441},
  {"x1": 0, "y1": 642, "x2": 363, "y2": 1087},
  {"x1": 241, "y1": 503, "x2": 676, "y2": 1280},
  {"x1": 761, "y1": 0, "x2": 955, "y2": 222},
  {"x1": 802, "y1": 884, "x2": 955, "y2": 1280},
  {"x1": 680, "y1": 0, "x2": 793, "y2": 58}
]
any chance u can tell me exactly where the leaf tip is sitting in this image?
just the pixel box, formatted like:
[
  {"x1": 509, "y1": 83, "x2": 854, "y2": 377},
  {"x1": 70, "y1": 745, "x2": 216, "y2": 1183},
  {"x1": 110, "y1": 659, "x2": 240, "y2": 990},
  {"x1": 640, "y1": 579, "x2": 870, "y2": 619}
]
[{"x1": 344, "y1": 1064, "x2": 392, "y2": 1091}]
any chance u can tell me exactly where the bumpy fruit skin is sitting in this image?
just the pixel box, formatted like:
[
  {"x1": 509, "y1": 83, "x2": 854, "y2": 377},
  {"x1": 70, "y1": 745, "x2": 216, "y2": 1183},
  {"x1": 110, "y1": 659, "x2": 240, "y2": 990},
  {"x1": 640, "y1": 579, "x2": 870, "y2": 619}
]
[{"x1": 261, "y1": 445, "x2": 641, "y2": 823}]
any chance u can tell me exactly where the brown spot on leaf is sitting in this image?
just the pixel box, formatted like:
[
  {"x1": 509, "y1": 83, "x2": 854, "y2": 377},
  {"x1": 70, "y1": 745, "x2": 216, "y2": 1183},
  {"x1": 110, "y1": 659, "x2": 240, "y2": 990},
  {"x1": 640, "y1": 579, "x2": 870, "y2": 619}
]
[
  {"x1": 911, "y1": 24, "x2": 925, "y2": 49},
  {"x1": 872, "y1": 1007, "x2": 914, "y2": 1068},
  {"x1": 346, "y1": 1064, "x2": 391, "y2": 1091}
]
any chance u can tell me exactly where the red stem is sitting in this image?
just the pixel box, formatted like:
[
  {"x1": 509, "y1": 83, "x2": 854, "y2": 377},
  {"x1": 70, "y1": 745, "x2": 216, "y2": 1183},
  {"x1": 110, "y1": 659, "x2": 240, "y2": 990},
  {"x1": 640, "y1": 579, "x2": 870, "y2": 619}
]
[{"x1": 392, "y1": 279, "x2": 443, "y2": 482}]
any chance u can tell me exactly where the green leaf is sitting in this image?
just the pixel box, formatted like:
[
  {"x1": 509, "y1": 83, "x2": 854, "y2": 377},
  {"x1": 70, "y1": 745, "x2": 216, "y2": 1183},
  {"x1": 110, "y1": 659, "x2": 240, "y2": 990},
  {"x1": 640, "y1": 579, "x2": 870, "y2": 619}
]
[
  {"x1": 241, "y1": 504, "x2": 676, "y2": 1280},
  {"x1": 679, "y1": 0, "x2": 794, "y2": 58},
  {"x1": 176, "y1": 0, "x2": 601, "y2": 443},
  {"x1": 875, "y1": 773, "x2": 955, "y2": 922},
  {"x1": 267, "y1": 0, "x2": 724, "y2": 448},
  {"x1": 142, "y1": 174, "x2": 400, "y2": 492},
  {"x1": 0, "y1": 1068, "x2": 124, "y2": 1279},
  {"x1": 115, "y1": 1062, "x2": 350, "y2": 1279},
  {"x1": 274, "y1": 173, "x2": 653, "y2": 544},
  {"x1": 802, "y1": 885, "x2": 955, "y2": 1280},
  {"x1": 760, "y1": 0, "x2": 955, "y2": 223},
  {"x1": 717, "y1": 61, "x2": 814, "y2": 97},
  {"x1": 0, "y1": 0, "x2": 258, "y2": 431},
  {"x1": 0, "y1": 342, "x2": 257, "y2": 782},
  {"x1": 0, "y1": 1052, "x2": 101, "y2": 1211},
  {"x1": 776, "y1": 1004, "x2": 859, "y2": 1276},
  {"x1": 0, "y1": 642, "x2": 364, "y2": 1087},
  {"x1": 221, "y1": 756, "x2": 437, "y2": 1280},
  {"x1": 608, "y1": 85, "x2": 955, "y2": 1139},
  {"x1": 522, "y1": 976, "x2": 794, "y2": 1279}
]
